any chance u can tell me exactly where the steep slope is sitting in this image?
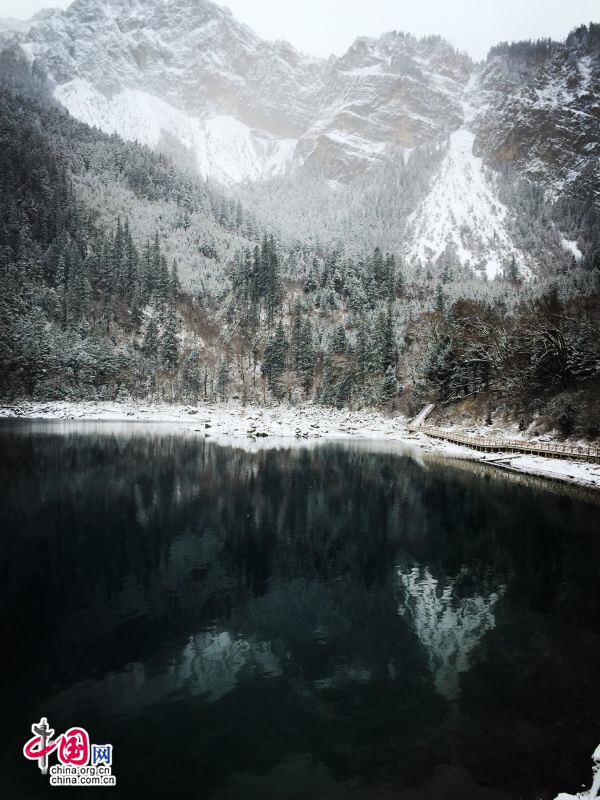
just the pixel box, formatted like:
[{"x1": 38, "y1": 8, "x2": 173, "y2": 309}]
[
  {"x1": 2, "y1": 1, "x2": 599, "y2": 281},
  {"x1": 1, "y1": 0, "x2": 320, "y2": 183},
  {"x1": 297, "y1": 32, "x2": 471, "y2": 179},
  {"x1": 0, "y1": 0, "x2": 471, "y2": 183},
  {"x1": 0, "y1": 53, "x2": 263, "y2": 294},
  {"x1": 473, "y1": 26, "x2": 600, "y2": 200},
  {"x1": 405, "y1": 129, "x2": 530, "y2": 279}
]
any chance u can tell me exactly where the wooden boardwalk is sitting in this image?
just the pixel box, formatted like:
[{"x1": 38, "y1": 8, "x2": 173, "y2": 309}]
[{"x1": 408, "y1": 410, "x2": 600, "y2": 464}]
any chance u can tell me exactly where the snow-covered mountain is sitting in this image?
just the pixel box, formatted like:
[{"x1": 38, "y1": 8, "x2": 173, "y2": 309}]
[
  {"x1": 2, "y1": 0, "x2": 598, "y2": 278},
  {"x1": 0, "y1": 0, "x2": 470, "y2": 183},
  {"x1": 474, "y1": 29, "x2": 600, "y2": 201}
]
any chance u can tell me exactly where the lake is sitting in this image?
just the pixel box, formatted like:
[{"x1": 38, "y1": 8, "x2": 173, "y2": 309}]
[{"x1": 1, "y1": 421, "x2": 599, "y2": 799}]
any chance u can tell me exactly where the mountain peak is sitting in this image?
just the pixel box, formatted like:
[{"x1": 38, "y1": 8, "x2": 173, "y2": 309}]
[
  {"x1": 1, "y1": 0, "x2": 597, "y2": 272},
  {"x1": 0, "y1": 0, "x2": 473, "y2": 183}
]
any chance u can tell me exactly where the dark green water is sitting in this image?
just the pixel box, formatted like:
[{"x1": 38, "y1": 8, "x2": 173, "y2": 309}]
[{"x1": 1, "y1": 421, "x2": 599, "y2": 800}]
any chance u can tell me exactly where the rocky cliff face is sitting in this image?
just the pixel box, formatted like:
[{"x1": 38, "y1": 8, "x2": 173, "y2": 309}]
[
  {"x1": 1, "y1": 0, "x2": 598, "y2": 278},
  {"x1": 299, "y1": 32, "x2": 472, "y2": 179},
  {"x1": 473, "y1": 27, "x2": 600, "y2": 200},
  {"x1": 0, "y1": 0, "x2": 472, "y2": 183}
]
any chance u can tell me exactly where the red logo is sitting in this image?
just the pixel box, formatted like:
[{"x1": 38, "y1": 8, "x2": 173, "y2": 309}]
[{"x1": 23, "y1": 717, "x2": 115, "y2": 786}]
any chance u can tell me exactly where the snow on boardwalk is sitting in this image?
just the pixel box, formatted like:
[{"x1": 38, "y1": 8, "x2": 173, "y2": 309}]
[{"x1": 419, "y1": 425, "x2": 600, "y2": 464}]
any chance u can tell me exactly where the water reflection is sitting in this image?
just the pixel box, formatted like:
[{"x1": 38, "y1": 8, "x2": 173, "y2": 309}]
[
  {"x1": 398, "y1": 566, "x2": 505, "y2": 701},
  {"x1": 45, "y1": 631, "x2": 281, "y2": 719},
  {"x1": 0, "y1": 422, "x2": 599, "y2": 800}
]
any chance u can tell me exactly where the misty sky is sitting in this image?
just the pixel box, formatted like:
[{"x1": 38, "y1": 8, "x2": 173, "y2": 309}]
[{"x1": 1, "y1": 0, "x2": 598, "y2": 60}]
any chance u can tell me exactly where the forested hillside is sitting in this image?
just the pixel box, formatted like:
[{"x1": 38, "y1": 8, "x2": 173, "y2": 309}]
[{"x1": 1, "y1": 49, "x2": 600, "y2": 438}]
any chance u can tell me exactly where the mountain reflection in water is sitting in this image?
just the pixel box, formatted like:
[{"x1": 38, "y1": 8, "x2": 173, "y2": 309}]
[{"x1": 0, "y1": 422, "x2": 599, "y2": 800}]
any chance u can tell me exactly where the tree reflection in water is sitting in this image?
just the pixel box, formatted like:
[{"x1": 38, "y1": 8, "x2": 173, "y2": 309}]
[{"x1": 0, "y1": 423, "x2": 599, "y2": 799}]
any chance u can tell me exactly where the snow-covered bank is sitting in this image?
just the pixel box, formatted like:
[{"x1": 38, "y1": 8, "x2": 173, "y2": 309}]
[
  {"x1": 414, "y1": 433, "x2": 600, "y2": 492},
  {"x1": 0, "y1": 401, "x2": 409, "y2": 442},
  {"x1": 1, "y1": 402, "x2": 600, "y2": 492},
  {"x1": 554, "y1": 743, "x2": 600, "y2": 799}
]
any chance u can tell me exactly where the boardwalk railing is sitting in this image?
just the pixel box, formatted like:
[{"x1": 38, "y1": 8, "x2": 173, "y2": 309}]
[{"x1": 408, "y1": 424, "x2": 600, "y2": 464}]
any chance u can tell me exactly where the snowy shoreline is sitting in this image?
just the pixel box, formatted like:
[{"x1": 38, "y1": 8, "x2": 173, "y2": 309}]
[{"x1": 1, "y1": 401, "x2": 600, "y2": 493}]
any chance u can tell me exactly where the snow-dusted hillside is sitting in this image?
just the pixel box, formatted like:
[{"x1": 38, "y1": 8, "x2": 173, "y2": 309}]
[
  {"x1": 54, "y1": 80, "x2": 297, "y2": 184},
  {"x1": 2, "y1": 0, "x2": 598, "y2": 279},
  {"x1": 406, "y1": 129, "x2": 530, "y2": 279},
  {"x1": 473, "y1": 30, "x2": 600, "y2": 198}
]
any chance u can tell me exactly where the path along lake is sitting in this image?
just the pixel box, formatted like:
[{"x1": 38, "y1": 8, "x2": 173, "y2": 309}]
[{"x1": 1, "y1": 421, "x2": 599, "y2": 799}]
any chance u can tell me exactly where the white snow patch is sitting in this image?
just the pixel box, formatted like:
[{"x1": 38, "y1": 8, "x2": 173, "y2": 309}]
[
  {"x1": 553, "y1": 742, "x2": 600, "y2": 799},
  {"x1": 461, "y1": 71, "x2": 484, "y2": 126},
  {"x1": 54, "y1": 80, "x2": 296, "y2": 184},
  {"x1": 54, "y1": 80, "x2": 195, "y2": 149},
  {"x1": 406, "y1": 128, "x2": 530, "y2": 280},
  {"x1": 561, "y1": 237, "x2": 583, "y2": 262},
  {"x1": 535, "y1": 80, "x2": 575, "y2": 108},
  {"x1": 198, "y1": 115, "x2": 296, "y2": 183},
  {"x1": 341, "y1": 64, "x2": 384, "y2": 77},
  {"x1": 324, "y1": 129, "x2": 385, "y2": 158},
  {"x1": 578, "y1": 56, "x2": 593, "y2": 93}
]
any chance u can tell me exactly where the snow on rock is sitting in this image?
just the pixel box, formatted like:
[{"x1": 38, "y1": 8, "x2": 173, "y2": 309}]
[
  {"x1": 406, "y1": 128, "x2": 530, "y2": 280},
  {"x1": 553, "y1": 743, "x2": 600, "y2": 800},
  {"x1": 3, "y1": 402, "x2": 600, "y2": 492},
  {"x1": 0, "y1": 1, "x2": 472, "y2": 185},
  {"x1": 473, "y1": 36, "x2": 600, "y2": 199},
  {"x1": 54, "y1": 80, "x2": 183, "y2": 150},
  {"x1": 0, "y1": 401, "x2": 412, "y2": 450},
  {"x1": 201, "y1": 116, "x2": 296, "y2": 184},
  {"x1": 54, "y1": 80, "x2": 296, "y2": 184},
  {"x1": 1, "y1": 0, "x2": 598, "y2": 263}
]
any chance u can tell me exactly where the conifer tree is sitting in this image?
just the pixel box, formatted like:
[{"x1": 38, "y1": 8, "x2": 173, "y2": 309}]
[
  {"x1": 297, "y1": 319, "x2": 315, "y2": 395},
  {"x1": 142, "y1": 316, "x2": 159, "y2": 362},
  {"x1": 381, "y1": 365, "x2": 399, "y2": 402},
  {"x1": 170, "y1": 260, "x2": 181, "y2": 296},
  {"x1": 332, "y1": 325, "x2": 349, "y2": 354},
  {"x1": 217, "y1": 359, "x2": 230, "y2": 400},
  {"x1": 262, "y1": 320, "x2": 288, "y2": 398},
  {"x1": 435, "y1": 284, "x2": 445, "y2": 313},
  {"x1": 290, "y1": 298, "x2": 304, "y2": 370},
  {"x1": 160, "y1": 310, "x2": 179, "y2": 369},
  {"x1": 507, "y1": 256, "x2": 520, "y2": 283}
]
